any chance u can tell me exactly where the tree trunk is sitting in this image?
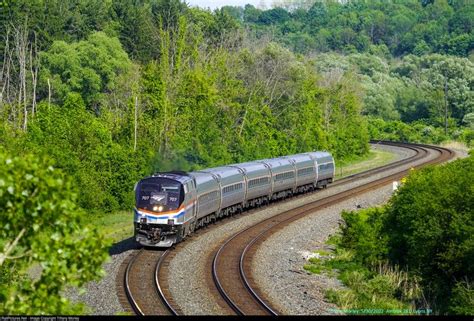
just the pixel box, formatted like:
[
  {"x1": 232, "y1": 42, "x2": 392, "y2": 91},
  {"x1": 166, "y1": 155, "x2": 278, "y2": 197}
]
[
  {"x1": 30, "y1": 32, "x2": 38, "y2": 117},
  {"x1": 48, "y1": 78, "x2": 51, "y2": 109},
  {"x1": 134, "y1": 96, "x2": 138, "y2": 152},
  {"x1": 444, "y1": 76, "x2": 448, "y2": 136}
]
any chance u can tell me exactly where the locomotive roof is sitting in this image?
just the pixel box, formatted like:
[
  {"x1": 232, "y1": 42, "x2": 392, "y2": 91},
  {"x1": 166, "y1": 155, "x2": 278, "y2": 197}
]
[
  {"x1": 196, "y1": 166, "x2": 244, "y2": 178},
  {"x1": 149, "y1": 172, "x2": 191, "y2": 183}
]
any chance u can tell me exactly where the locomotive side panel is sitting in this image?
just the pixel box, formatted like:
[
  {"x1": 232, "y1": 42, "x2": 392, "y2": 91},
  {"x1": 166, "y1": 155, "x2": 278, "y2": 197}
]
[{"x1": 191, "y1": 172, "x2": 221, "y2": 220}]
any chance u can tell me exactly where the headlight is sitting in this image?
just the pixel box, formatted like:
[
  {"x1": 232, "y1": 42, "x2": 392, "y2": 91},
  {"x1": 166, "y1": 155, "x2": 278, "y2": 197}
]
[{"x1": 153, "y1": 205, "x2": 164, "y2": 212}]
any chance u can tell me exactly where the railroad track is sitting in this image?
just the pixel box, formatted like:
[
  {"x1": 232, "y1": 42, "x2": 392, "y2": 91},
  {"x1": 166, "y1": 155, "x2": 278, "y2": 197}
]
[
  {"x1": 117, "y1": 142, "x2": 453, "y2": 315},
  {"x1": 117, "y1": 248, "x2": 180, "y2": 315},
  {"x1": 209, "y1": 142, "x2": 453, "y2": 315}
]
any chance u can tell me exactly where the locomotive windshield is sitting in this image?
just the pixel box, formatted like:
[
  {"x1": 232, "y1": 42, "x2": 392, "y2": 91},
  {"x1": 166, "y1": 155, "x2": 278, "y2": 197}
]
[{"x1": 136, "y1": 177, "x2": 184, "y2": 212}]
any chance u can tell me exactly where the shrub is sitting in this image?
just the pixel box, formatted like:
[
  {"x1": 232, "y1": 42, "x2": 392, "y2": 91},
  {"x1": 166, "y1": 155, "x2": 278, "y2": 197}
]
[
  {"x1": 384, "y1": 155, "x2": 474, "y2": 312},
  {"x1": 0, "y1": 149, "x2": 109, "y2": 314},
  {"x1": 339, "y1": 207, "x2": 389, "y2": 266}
]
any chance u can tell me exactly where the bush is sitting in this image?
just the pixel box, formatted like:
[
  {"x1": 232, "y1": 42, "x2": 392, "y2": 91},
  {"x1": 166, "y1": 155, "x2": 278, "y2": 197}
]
[
  {"x1": 340, "y1": 208, "x2": 389, "y2": 266},
  {"x1": 384, "y1": 155, "x2": 474, "y2": 312},
  {"x1": 0, "y1": 149, "x2": 110, "y2": 314},
  {"x1": 309, "y1": 154, "x2": 473, "y2": 314},
  {"x1": 449, "y1": 280, "x2": 474, "y2": 315},
  {"x1": 24, "y1": 96, "x2": 149, "y2": 212}
]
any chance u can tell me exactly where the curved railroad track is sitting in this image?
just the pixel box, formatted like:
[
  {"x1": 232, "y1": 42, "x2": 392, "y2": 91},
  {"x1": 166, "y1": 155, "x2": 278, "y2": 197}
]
[
  {"x1": 117, "y1": 141, "x2": 453, "y2": 316},
  {"x1": 117, "y1": 248, "x2": 180, "y2": 315},
  {"x1": 209, "y1": 142, "x2": 453, "y2": 315}
]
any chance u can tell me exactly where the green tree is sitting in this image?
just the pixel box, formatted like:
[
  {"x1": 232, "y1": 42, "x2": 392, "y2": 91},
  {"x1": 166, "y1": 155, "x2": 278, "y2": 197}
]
[
  {"x1": 0, "y1": 149, "x2": 109, "y2": 314},
  {"x1": 40, "y1": 32, "x2": 132, "y2": 109},
  {"x1": 384, "y1": 155, "x2": 474, "y2": 313}
]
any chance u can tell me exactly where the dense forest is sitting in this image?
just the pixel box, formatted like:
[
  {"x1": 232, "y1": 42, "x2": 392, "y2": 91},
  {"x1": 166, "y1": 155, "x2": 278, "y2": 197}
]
[
  {"x1": 0, "y1": 0, "x2": 472, "y2": 314},
  {"x1": 0, "y1": 0, "x2": 472, "y2": 213}
]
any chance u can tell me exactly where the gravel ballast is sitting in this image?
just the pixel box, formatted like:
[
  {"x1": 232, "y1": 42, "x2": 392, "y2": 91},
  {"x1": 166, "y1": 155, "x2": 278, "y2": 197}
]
[
  {"x1": 252, "y1": 145, "x2": 467, "y2": 315},
  {"x1": 251, "y1": 184, "x2": 394, "y2": 315},
  {"x1": 166, "y1": 144, "x2": 435, "y2": 315},
  {"x1": 64, "y1": 143, "x2": 441, "y2": 315}
]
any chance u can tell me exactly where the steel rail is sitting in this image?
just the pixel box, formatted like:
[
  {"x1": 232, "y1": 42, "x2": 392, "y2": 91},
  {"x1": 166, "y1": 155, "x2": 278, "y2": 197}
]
[
  {"x1": 123, "y1": 249, "x2": 178, "y2": 315},
  {"x1": 211, "y1": 142, "x2": 453, "y2": 315}
]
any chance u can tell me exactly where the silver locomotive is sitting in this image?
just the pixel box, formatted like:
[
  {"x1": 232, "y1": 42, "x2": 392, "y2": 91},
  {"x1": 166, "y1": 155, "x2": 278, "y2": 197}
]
[{"x1": 134, "y1": 151, "x2": 335, "y2": 247}]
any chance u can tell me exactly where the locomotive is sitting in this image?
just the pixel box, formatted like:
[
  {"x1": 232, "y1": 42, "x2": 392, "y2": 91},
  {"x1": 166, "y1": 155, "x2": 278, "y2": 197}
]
[{"x1": 133, "y1": 151, "x2": 335, "y2": 247}]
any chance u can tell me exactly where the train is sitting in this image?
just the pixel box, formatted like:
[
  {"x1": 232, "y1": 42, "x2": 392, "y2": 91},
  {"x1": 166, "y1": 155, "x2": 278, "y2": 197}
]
[{"x1": 133, "y1": 151, "x2": 335, "y2": 247}]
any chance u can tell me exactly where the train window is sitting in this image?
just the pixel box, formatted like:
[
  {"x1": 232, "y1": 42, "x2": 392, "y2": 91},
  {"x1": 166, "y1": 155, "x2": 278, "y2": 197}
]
[
  {"x1": 250, "y1": 177, "x2": 269, "y2": 187},
  {"x1": 200, "y1": 190, "x2": 219, "y2": 202},
  {"x1": 298, "y1": 167, "x2": 314, "y2": 176},
  {"x1": 162, "y1": 185, "x2": 179, "y2": 192},
  {"x1": 318, "y1": 163, "x2": 334, "y2": 171}
]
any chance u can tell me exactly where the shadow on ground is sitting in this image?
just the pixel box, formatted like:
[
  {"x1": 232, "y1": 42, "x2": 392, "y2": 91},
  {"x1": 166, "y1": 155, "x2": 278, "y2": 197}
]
[{"x1": 109, "y1": 236, "x2": 140, "y2": 255}]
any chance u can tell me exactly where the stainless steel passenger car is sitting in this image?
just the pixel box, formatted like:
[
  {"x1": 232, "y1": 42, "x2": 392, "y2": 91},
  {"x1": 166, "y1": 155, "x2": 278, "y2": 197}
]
[{"x1": 133, "y1": 151, "x2": 335, "y2": 247}]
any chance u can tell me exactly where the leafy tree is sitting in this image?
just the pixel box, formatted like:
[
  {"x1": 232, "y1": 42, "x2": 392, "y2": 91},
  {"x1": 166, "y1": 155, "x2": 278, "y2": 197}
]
[
  {"x1": 243, "y1": 4, "x2": 261, "y2": 24},
  {"x1": 384, "y1": 155, "x2": 474, "y2": 312},
  {"x1": 110, "y1": 0, "x2": 160, "y2": 62},
  {"x1": 258, "y1": 7, "x2": 290, "y2": 25},
  {"x1": 392, "y1": 54, "x2": 474, "y2": 127},
  {"x1": 331, "y1": 154, "x2": 474, "y2": 314},
  {"x1": 0, "y1": 149, "x2": 109, "y2": 314},
  {"x1": 39, "y1": 32, "x2": 133, "y2": 110},
  {"x1": 462, "y1": 112, "x2": 474, "y2": 129},
  {"x1": 25, "y1": 95, "x2": 147, "y2": 212}
]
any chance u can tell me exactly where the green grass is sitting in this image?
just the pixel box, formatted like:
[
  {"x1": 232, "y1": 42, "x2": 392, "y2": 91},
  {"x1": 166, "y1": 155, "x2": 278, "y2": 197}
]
[
  {"x1": 336, "y1": 149, "x2": 396, "y2": 179},
  {"x1": 314, "y1": 249, "x2": 332, "y2": 256},
  {"x1": 304, "y1": 246, "x2": 425, "y2": 314},
  {"x1": 89, "y1": 210, "x2": 134, "y2": 243}
]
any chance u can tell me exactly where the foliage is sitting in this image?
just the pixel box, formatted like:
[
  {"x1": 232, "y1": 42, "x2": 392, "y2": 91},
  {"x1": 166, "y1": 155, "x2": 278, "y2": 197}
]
[
  {"x1": 339, "y1": 208, "x2": 389, "y2": 267},
  {"x1": 310, "y1": 155, "x2": 473, "y2": 314},
  {"x1": 1, "y1": 0, "x2": 472, "y2": 315},
  {"x1": 22, "y1": 96, "x2": 150, "y2": 212},
  {"x1": 392, "y1": 54, "x2": 474, "y2": 125},
  {"x1": 304, "y1": 247, "x2": 422, "y2": 313},
  {"x1": 384, "y1": 155, "x2": 474, "y2": 313},
  {"x1": 238, "y1": 0, "x2": 473, "y2": 58},
  {"x1": 0, "y1": 149, "x2": 110, "y2": 314},
  {"x1": 448, "y1": 280, "x2": 474, "y2": 315},
  {"x1": 40, "y1": 32, "x2": 133, "y2": 108},
  {"x1": 367, "y1": 117, "x2": 474, "y2": 147}
]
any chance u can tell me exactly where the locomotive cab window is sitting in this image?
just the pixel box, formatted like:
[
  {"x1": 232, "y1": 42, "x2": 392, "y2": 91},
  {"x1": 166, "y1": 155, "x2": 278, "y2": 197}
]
[{"x1": 135, "y1": 177, "x2": 184, "y2": 212}]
